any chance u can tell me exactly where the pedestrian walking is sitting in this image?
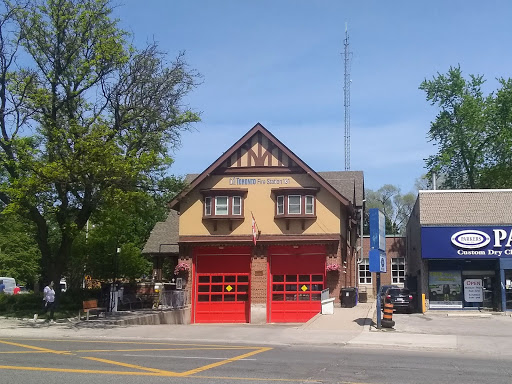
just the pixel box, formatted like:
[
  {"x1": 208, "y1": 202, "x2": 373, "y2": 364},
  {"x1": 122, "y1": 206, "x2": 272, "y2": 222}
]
[
  {"x1": 34, "y1": 281, "x2": 56, "y2": 323},
  {"x1": 0, "y1": 280, "x2": 4, "y2": 294}
]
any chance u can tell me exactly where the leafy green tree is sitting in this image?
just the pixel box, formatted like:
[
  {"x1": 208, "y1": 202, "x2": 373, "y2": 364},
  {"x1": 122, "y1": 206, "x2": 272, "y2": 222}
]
[
  {"x1": 479, "y1": 78, "x2": 512, "y2": 188},
  {"x1": 419, "y1": 66, "x2": 491, "y2": 189},
  {"x1": 0, "y1": 213, "x2": 40, "y2": 286},
  {"x1": 0, "y1": 0, "x2": 200, "y2": 292},
  {"x1": 364, "y1": 185, "x2": 415, "y2": 235}
]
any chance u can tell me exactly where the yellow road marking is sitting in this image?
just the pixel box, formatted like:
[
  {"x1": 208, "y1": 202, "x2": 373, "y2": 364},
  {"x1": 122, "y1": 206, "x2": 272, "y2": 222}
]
[
  {"x1": 0, "y1": 339, "x2": 275, "y2": 378},
  {"x1": 0, "y1": 340, "x2": 73, "y2": 356},
  {"x1": 80, "y1": 356, "x2": 175, "y2": 374},
  {"x1": 179, "y1": 347, "x2": 273, "y2": 376},
  {"x1": 0, "y1": 365, "x2": 178, "y2": 376},
  {"x1": 0, "y1": 365, "x2": 335, "y2": 381},
  {"x1": 3, "y1": 338, "x2": 256, "y2": 348},
  {"x1": 0, "y1": 346, "x2": 252, "y2": 354},
  {"x1": 73, "y1": 347, "x2": 250, "y2": 353}
]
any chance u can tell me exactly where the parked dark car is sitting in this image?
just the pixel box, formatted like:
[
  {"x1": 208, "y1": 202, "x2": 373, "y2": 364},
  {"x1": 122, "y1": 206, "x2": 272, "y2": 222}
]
[
  {"x1": 384, "y1": 287, "x2": 414, "y2": 313},
  {"x1": 378, "y1": 284, "x2": 399, "y2": 307}
]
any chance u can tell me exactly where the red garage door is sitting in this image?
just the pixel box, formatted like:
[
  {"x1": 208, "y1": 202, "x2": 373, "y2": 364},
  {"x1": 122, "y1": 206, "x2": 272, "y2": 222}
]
[
  {"x1": 268, "y1": 245, "x2": 325, "y2": 323},
  {"x1": 194, "y1": 247, "x2": 251, "y2": 323}
]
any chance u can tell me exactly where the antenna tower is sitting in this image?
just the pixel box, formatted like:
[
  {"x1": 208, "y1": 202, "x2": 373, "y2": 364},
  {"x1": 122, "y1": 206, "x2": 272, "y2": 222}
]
[{"x1": 343, "y1": 23, "x2": 352, "y2": 171}]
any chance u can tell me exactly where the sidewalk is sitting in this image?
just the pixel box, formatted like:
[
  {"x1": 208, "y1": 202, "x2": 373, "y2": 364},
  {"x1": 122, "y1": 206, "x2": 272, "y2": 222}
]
[{"x1": 1, "y1": 302, "x2": 511, "y2": 356}]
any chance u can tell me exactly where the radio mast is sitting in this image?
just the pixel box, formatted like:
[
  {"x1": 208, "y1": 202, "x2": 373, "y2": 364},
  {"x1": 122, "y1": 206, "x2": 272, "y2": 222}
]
[{"x1": 343, "y1": 23, "x2": 352, "y2": 171}]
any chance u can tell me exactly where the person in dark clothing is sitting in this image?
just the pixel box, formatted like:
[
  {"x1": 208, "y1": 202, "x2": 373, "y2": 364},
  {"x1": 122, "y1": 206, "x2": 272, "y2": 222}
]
[{"x1": 443, "y1": 284, "x2": 451, "y2": 301}]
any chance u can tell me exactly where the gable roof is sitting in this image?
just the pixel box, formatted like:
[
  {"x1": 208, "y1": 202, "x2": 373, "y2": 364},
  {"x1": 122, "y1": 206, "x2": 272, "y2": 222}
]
[
  {"x1": 318, "y1": 171, "x2": 364, "y2": 208},
  {"x1": 169, "y1": 123, "x2": 355, "y2": 211},
  {"x1": 141, "y1": 210, "x2": 179, "y2": 255},
  {"x1": 419, "y1": 189, "x2": 512, "y2": 225}
]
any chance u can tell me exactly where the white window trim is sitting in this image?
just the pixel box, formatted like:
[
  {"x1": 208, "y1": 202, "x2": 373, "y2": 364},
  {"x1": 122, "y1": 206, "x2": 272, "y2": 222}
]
[
  {"x1": 288, "y1": 194, "x2": 301, "y2": 215},
  {"x1": 277, "y1": 195, "x2": 284, "y2": 215},
  {"x1": 358, "y1": 258, "x2": 372, "y2": 285},
  {"x1": 391, "y1": 257, "x2": 405, "y2": 284},
  {"x1": 204, "y1": 197, "x2": 211, "y2": 216},
  {"x1": 232, "y1": 196, "x2": 242, "y2": 215},
  {"x1": 214, "y1": 196, "x2": 229, "y2": 215},
  {"x1": 305, "y1": 195, "x2": 314, "y2": 214}
]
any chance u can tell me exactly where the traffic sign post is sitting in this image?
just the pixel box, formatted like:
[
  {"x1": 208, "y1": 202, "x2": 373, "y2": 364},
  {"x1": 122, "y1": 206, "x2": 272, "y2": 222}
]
[{"x1": 369, "y1": 209, "x2": 387, "y2": 329}]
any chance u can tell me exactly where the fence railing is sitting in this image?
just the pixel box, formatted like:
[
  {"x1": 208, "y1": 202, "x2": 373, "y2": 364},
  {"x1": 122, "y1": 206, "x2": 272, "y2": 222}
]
[{"x1": 160, "y1": 290, "x2": 186, "y2": 309}]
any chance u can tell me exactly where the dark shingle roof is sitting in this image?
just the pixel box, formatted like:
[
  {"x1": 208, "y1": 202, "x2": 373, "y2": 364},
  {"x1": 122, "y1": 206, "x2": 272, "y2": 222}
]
[
  {"x1": 318, "y1": 171, "x2": 365, "y2": 207},
  {"x1": 419, "y1": 189, "x2": 512, "y2": 225},
  {"x1": 141, "y1": 210, "x2": 179, "y2": 255}
]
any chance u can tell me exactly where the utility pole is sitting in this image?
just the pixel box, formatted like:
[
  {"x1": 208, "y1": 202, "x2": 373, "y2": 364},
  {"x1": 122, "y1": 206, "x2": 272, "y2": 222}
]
[{"x1": 343, "y1": 22, "x2": 352, "y2": 171}]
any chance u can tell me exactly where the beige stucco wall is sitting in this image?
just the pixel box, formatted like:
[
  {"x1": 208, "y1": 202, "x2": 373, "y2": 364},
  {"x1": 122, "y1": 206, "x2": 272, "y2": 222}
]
[{"x1": 179, "y1": 174, "x2": 343, "y2": 236}]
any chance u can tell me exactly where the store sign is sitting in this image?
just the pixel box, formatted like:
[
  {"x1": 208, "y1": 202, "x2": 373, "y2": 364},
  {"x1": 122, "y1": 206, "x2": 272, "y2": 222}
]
[
  {"x1": 451, "y1": 230, "x2": 490, "y2": 249},
  {"x1": 464, "y1": 279, "x2": 483, "y2": 302},
  {"x1": 422, "y1": 226, "x2": 512, "y2": 259}
]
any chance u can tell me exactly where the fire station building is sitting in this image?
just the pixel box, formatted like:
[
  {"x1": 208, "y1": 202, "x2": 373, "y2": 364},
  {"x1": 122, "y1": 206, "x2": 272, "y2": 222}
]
[{"x1": 143, "y1": 123, "x2": 364, "y2": 323}]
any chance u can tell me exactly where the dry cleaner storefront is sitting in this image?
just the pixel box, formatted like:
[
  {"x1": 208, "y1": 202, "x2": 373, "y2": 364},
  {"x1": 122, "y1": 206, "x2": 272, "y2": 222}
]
[
  {"x1": 406, "y1": 190, "x2": 512, "y2": 312},
  {"x1": 422, "y1": 226, "x2": 512, "y2": 311}
]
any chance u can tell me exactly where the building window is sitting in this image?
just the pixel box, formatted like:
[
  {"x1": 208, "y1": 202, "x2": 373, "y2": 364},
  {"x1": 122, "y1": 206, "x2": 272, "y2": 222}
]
[
  {"x1": 274, "y1": 194, "x2": 316, "y2": 217},
  {"x1": 359, "y1": 258, "x2": 372, "y2": 284},
  {"x1": 232, "y1": 196, "x2": 241, "y2": 215},
  {"x1": 288, "y1": 195, "x2": 301, "y2": 214},
  {"x1": 305, "y1": 195, "x2": 314, "y2": 214},
  {"x1": 392, "y1": 258, "x2": 405, "y2": 284},
  {"x1": 205, "y1": 197, "x2": 211, "y2": 216},
  {"x1": 215, "y1": 196, "x2": 228, "y2": 215},
  {"x1": 277, "y1": 195, "x2": 284, "y2": 215},
  {"x1": 201, "y1": 188, "x2": 247, "y2": 223}
]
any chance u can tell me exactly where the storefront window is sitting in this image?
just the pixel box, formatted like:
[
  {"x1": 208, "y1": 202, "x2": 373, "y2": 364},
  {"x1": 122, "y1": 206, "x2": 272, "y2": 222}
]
[
  {"x1": 505, "y1": 271, "x2": 512, "y2": 311},
  {"x1": 428, "y1": 271, "x2": 462, "y2": 309}
]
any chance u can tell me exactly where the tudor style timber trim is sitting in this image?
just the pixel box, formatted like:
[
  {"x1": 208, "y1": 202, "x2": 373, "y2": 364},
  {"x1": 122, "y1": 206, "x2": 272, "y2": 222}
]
[{"x1": 169, "y1": 123, "x2": 352, "y2": 211}]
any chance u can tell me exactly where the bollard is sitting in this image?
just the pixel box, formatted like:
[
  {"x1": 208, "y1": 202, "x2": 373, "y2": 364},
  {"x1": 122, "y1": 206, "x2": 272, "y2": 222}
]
[{"x1": 381, "y1": 302, "x2": 395, "y2": 328}]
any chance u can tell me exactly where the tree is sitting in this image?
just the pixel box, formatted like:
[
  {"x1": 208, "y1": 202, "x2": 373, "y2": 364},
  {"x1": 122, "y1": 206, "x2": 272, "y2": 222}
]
[
  {"x1": 419, "y1": 66, "x2": 491, "y2": 189},
  {"x1": 0, "y1": 0, "x2": 200, "y2": 292},
  {"x1": 364, "y1": 185, "x2": 415, "y2": 235},
  {"x1": 0, "y1": 212, "x2": 40, "y2": 286},
  {"x1": 479, "y1": 78, "x2": 512, "y2": 188}
]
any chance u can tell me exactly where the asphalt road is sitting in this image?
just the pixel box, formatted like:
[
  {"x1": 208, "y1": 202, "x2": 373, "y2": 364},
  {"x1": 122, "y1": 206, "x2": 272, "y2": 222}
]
[{"x1": 1, "y1": 337, "x2": 511, "y2": 384}]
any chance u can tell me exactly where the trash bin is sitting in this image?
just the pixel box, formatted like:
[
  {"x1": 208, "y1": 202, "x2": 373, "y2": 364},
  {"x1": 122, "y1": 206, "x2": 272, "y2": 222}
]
[
  {"x1": 340, "y1": 287, "x2": 357, "y2": 308},
  {"x1": 358, "y1": 286, "x2": 368, "y2": 303}
]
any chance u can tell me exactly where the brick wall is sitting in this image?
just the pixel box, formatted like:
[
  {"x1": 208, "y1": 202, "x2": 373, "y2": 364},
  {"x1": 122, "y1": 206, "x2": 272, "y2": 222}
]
[{"x1": 251, "y1": 250, "x2": 267, "y2": 304}]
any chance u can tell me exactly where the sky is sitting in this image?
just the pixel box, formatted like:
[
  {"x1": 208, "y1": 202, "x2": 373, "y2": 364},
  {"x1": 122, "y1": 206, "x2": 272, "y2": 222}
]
[{"x1": 114, "y1": 0, "x2": 512, "y2": 194}]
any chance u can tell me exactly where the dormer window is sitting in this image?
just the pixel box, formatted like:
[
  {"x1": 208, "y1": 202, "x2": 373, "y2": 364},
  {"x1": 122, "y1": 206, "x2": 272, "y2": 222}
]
[
  {"x1": 305, "y1": 195, "x2": 314, "y2": 214},
  {"x1": 232, "y1": 196, "x2": 242, "y2": 215},
  {"x1": 201, "y1": 188, "x2": 248, "y2": 230},
  {"x1": 288, "y1": 195, "x2": 301, "y2": 214},
  {"x1": 214, "y1": 196, "x2": 229, "y2": 215},
  {"x1": 272, "y1": 187, "x2": 319, "y2": 229}
]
